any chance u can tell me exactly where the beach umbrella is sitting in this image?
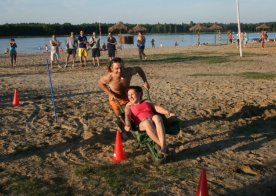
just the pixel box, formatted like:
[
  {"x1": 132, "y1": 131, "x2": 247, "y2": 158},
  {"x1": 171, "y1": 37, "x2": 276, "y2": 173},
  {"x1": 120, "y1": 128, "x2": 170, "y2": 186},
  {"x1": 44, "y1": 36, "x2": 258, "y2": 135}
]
[
  {"x1": 256, "y1": 23, "x2": 270, "y2": 31},
  {"x1": 132, "y1": 24, "x2": 147, "y2": 33},
  {"x1": 208, "y1": 23, "x2": 223, "y2": 31},
  {"x1": 108, "y1": 21, "x2": 128, "y2": 33},
  {"x1": 208, "y1": 23, "x2": 223, "y2": 44},
  {"x1": 189, "y1": 23, "x2": 207, "y2": 45}
]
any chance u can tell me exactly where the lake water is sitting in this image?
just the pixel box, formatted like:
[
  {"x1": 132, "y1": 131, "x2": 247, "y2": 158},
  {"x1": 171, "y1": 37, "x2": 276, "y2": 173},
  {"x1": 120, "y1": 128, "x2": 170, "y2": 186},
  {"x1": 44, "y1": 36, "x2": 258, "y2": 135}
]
[{"x1": 1, "y1": 32, "x2": 275, "y2": 54}]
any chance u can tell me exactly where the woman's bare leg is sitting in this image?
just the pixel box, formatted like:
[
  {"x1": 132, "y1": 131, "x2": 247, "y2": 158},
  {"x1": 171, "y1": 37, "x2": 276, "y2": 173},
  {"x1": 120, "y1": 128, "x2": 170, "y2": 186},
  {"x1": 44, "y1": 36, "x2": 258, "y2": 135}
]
[
  {"x1": 152, "y1": 115, "x2": 167, "y2": 153},
  {"x1": 139, "y1": 119, "x2": 161, "y2": 147}
]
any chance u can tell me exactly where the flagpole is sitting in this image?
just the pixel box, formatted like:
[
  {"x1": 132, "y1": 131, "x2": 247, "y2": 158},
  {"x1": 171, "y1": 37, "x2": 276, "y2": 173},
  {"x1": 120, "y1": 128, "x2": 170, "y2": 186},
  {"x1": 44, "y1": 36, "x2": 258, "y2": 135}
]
[
  {"x1": 99, "y1": 18, "x2": 102, "y2": 48},
  {"x1": 236, "y1": 0, "x2": 243, "y2": 57}
]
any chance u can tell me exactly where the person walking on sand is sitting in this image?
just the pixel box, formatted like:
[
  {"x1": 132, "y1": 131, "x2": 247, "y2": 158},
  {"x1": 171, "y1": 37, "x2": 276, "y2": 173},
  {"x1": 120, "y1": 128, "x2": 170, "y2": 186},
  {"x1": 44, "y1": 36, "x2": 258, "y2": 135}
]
[
  {"x1": 89, "y1": 32, "x2": 101, "y2": 67},
  {"x1": 77, "y1": 30, "x2": 88, "y2": 66},
  {"x1": 9, "y1": 38, "x2": 17, "y2": 66},
  {"x1": 137, "y1": 31, "x2": 147, "y2": 60},
  {"x1": 98, "y1": 57, "x2": 150, "y2": 117},
  {"x1": 107, "y1": 32, "x2": 117, "y2": 61},
  {"x1": 65, "y1": 32, "x2": 78, "y2": 67},
  {"x1": 50, "y1": 34, "x2": 61, "y2": 69}
]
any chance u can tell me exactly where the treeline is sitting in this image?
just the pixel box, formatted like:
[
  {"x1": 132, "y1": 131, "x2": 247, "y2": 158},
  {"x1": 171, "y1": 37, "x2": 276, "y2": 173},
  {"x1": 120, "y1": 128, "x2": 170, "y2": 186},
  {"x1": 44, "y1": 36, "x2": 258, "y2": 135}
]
[{"x1": 0, "y1": 22, "x2": 276, "y2": 37}]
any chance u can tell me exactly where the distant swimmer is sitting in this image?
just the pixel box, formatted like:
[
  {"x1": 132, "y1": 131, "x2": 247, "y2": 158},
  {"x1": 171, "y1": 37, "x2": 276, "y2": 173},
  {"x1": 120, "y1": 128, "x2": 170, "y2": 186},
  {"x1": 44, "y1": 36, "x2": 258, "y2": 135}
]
[{"x1": 45, "y1": 44, "x2": 49, "y2": 53}]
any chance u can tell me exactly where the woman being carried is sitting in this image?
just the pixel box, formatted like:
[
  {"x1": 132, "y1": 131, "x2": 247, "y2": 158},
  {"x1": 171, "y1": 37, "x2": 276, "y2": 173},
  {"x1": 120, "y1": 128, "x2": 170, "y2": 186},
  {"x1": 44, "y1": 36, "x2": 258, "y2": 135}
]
[{"x1": 124, "y1": 86, "x2": 176, "y2": 155}]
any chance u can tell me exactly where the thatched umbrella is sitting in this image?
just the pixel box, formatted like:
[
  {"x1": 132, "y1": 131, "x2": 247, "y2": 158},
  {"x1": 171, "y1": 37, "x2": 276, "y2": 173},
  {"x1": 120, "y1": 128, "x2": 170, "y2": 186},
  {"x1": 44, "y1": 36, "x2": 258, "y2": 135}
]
[
  {"x1": 108, "y1": 22, "x2": 128, "y2": 45},
  {"x1": 209, "y1": 23, "x2": 223, "y2": 44},
  {"x1": 108, "y1": 21, "x2": 128, "y2": 33},
  {"x1": 208, "y1": 23, "x2": 223, "y2": 31},
  {"x1": 132, "y1": 24, "x2": 147, "y2": 33},
  {"x1": 189, "y1": 23, "x2": 207, "y2": 45},
  {"x1": 256, "y1": 23, "x2": 270, "y2": 31}
]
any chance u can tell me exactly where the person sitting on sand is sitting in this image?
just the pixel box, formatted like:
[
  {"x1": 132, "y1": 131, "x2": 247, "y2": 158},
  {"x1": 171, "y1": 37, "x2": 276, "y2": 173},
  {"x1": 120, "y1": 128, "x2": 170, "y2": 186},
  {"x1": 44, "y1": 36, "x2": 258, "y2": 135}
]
[
  {"x1": 124, "y1": 86, "x2": 176, "y2": 155},
  {"x1": 98, "y1": 57, "x2": 150, "y2": 117}
]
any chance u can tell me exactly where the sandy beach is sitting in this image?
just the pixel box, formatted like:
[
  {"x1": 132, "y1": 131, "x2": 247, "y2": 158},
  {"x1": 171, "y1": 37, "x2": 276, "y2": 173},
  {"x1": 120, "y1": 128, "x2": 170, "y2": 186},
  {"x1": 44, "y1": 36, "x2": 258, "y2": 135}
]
[{"x1": 0, "y1": 43, "x2": 276, "y2": 195}]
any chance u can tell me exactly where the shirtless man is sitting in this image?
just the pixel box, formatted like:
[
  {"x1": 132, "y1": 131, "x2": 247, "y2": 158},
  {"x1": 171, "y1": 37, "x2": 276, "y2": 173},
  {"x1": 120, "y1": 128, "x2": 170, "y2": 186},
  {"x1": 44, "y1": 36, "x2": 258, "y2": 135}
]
[{"x1": 98, "y1": 57, "x2": 150, "y2": 116}]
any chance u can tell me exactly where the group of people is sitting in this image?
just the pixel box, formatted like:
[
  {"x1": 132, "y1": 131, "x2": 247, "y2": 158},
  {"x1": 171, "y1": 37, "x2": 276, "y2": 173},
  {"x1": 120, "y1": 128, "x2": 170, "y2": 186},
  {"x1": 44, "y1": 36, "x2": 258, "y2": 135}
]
[
  {"x1": 48, "y1": 30, "x2": 118, "y2": 69},
  {"x1": 98, "y1": 57, "x2": 175, "y2": 156},
  {"x1": 228, "y1": 31, "x2": 270, "y2": 48},
  {"x1": 228, "y1": 31, "x2": 248, "y2": 47},
  {"x1": 49, "y1": 30, "x2": 149, "y2": 68},
  {"x1": 5, "y1": 31, "x2": 148, "y2": 68}
]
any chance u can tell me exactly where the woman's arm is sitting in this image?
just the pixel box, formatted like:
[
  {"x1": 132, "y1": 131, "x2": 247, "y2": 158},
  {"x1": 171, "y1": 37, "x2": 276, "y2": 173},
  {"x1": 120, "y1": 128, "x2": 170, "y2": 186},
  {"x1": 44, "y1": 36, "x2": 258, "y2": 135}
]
[
  {"x1": 154, "y1": 105, "x2": 176, "y2": 117},
  {"x1": 124, "y1": 105, "x2": 132, "y2": 131}
]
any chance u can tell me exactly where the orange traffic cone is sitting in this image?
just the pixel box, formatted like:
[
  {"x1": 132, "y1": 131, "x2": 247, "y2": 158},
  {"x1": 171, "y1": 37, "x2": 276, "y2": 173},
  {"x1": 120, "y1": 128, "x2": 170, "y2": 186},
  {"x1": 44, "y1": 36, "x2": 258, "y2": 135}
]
[
  {"x1": 12, "y1": 89, "x2": 19, "y2": 107},
  {"x1": 196, "y1": 168, "x2": 209, "y2": 196},
  {"x1": 112, "y1": 130, "x2": 127, "y2": 163}
]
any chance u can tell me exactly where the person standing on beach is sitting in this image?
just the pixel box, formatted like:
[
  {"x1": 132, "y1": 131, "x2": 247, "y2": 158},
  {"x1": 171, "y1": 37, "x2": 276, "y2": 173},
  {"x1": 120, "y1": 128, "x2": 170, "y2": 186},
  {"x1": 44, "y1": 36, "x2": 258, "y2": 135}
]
[
  {"x1": 50, "y1": 34, "x2": 61, "y2": 69},
  {"x1": 98, "y1": 57, "x2": 150, "y2": 117},
  {"x1": 137, "y1": 31, "x2": 147, "y2": 60},
  {"x1": 243, "y1": 32, "x2": 248, "y2": 46},
  {"x1": 77, "y1": 30, "x2": 88, "y2": 66},
  {"x1": 151, "y1": 38, "x2": 155, "y2": 48},
  {"x1": 228, "y1": 32, "x2": 233, "y2": 44},
  {"x1": 89, "y1": 32, "x2": 101, "y2": 67},
  {"x1": 261, "y1": 31, "x2": 268, "y2": 48},
  {"x1": 65, "y1": 32, "x2": 78, "y2": 67},
  {"x1": 9, "y1": 38, "x2": 17, "y2": 66},
  {"x1": 45, "y1": 44, "x2": 49, "y2": 53},
  {"x1": 107, "y1": 32, "x2": 117, "y2": 61}
]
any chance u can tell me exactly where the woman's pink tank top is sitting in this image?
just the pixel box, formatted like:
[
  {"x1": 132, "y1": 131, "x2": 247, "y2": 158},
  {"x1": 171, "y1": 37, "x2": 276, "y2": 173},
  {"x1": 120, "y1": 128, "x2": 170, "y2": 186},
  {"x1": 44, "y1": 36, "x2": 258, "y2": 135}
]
[{"x1": 130, "y1": 101, "x2": 155, "y2": 125}]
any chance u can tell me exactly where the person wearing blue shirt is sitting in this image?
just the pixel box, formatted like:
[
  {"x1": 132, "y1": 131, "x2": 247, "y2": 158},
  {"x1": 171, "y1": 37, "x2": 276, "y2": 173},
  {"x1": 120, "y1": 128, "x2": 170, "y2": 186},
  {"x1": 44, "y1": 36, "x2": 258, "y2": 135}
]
[
  {"x1": 77, "y1": 30, "x2": 88, "y2": 66},
  {"x1": 9, "y1": 38, "x2": 17, "y2": 66}
]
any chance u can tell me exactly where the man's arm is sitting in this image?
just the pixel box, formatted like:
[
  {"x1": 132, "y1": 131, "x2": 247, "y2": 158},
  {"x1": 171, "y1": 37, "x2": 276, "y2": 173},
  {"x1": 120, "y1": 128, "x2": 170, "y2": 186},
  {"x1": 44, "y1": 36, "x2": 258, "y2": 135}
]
[
  {"x1": 133, "y1": 67, "x2": 150, "y2": 90},
  {"x1": 98, "y1": 74, "x2": 114, "y2": 101}
]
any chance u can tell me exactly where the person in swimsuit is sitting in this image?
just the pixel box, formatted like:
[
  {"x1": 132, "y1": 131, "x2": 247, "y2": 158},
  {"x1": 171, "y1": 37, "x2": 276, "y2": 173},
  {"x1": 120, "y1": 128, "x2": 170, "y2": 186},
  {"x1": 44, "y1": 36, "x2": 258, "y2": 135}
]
[
  {"x1": 9, "y1": 38, "x2": 17, "y2": 66},
  {"x1": 124, "y1": 86, "x2": 176, "y2": 155}
]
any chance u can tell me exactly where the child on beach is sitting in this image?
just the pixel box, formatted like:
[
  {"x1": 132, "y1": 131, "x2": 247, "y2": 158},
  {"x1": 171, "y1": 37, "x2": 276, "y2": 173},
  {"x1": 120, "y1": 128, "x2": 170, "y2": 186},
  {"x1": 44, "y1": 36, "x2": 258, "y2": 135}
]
[
  {"x1": 124, "y1": 86, "x2": 176, "y2": 155},
  {"x1": 9, "y1": 38, "x2": 17, "y2": 66}
]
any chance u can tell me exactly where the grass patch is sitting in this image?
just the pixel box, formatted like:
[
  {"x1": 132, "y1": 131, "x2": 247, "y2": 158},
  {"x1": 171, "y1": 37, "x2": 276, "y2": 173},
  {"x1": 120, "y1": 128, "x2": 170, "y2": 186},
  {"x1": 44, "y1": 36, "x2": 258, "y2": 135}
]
[
  {"x1": 142, "y1": 178, "x2": 163, "y2": 190},
  {"x1": 12, "y1": 178, "x2": 70, "y2": 195},
  {"x1": 190, "y1": 73, "x2": 230, "y2": 77},
  {"x1": 190, "y1": 71, "x2": 275, "y2": 80},
  {"x1": 165, "y1": 165, "x2": 196, "y2": 180},
  {"x1": 125, "y1": 53, "x2": 230, "y2": 65},
  {"x1": 75, "y1": 163, "x2": 146, "y2": 194},
  {"x1": 204, "y1": 56, "x2": 229, "y2": 64},
  {"x1": 238, "y1": 72, "x2": 276, "y2": 80}
]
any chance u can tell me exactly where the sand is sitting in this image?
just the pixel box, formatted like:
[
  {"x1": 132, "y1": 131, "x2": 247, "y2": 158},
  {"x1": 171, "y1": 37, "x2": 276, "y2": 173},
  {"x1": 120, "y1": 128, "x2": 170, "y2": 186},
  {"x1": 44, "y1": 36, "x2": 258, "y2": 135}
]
[{"x1": 0, "y1": 43, "x2": 276, "y2": 195}]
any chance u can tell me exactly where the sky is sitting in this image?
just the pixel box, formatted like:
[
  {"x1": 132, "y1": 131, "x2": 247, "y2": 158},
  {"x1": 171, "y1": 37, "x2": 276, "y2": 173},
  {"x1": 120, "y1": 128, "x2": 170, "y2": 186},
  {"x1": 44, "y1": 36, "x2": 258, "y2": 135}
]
[{"x1": 0, "y1": 0, "x2": 275, "y2": 25}]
